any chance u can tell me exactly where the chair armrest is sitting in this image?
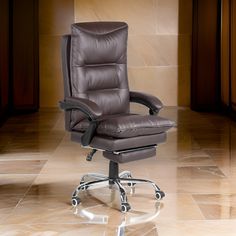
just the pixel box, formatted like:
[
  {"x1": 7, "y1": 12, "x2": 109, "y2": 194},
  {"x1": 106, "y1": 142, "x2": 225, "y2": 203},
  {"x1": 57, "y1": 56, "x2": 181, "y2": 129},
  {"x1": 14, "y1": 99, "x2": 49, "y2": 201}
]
[
  {"x1": 130, "y1": 91, "x2": 163, "y2": 115},
  {"x1": 59, "y1": 97, "x2": 103, "y2": 146},
  {"x1": 59, "y1": 97, "x2": 102, "y2": 120}
]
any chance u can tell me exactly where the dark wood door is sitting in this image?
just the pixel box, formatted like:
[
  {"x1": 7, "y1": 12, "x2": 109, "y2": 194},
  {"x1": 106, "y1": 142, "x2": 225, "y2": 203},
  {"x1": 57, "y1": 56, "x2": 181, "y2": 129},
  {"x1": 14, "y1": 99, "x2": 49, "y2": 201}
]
[
  {"x1": 231, "y1": 0, "x2": 236, "y2": 112},
  {"x1": 191, "y1": 0, "x2": 221, "y2": 111},
  {"x1": 0, "y1": 0, "x2": 10, "y2": 123},
  {"x1": 11, "y1": 0, "x2": 39, "y2": 112},
  {"x1": 220, "y1": 0, "x2": 236, "y2": 116}
]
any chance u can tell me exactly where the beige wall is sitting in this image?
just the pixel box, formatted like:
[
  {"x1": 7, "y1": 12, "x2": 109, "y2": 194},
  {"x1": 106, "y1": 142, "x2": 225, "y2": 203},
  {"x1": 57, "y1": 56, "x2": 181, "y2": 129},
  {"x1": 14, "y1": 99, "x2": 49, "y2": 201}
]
[
  {"x1": 39, "y1": 0, "x2": 74, "y2": 107},
  {"x1": 39, "y1": 0, "x2": 192, "y2": 107}
]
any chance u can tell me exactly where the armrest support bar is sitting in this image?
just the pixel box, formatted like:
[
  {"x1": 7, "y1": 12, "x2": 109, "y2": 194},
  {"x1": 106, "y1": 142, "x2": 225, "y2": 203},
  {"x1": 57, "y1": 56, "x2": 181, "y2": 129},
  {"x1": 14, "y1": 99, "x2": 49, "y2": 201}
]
[
  {"x1": 59, "y1": 97, "x2": 103, "y2": 146},
  {"x1": 130, "y1": 91, "x2": 163, "y2": 114},
  {"x1": 59, "y1": 97, "x2": 102, "y2": 120}
]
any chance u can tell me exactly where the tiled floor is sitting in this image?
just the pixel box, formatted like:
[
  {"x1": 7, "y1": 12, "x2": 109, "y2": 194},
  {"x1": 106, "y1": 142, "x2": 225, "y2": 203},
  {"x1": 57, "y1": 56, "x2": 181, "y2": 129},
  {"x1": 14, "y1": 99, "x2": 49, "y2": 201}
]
[{"x1": 0, "y1": 107, "x2": 236, "y2": 235}]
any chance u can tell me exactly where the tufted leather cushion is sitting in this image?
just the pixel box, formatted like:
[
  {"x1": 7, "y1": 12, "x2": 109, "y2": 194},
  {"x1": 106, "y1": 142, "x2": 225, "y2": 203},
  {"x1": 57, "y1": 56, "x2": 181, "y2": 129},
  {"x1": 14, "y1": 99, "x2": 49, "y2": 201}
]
[
  {"x1": 71, "y1": 131, "x2": 167, "y2": 151},
  {"x1": 103, "y1": 146, "x2": 156, "y2": 163},
  {"x1": 70, "y1": 22, "x2": 130, "y2": 126},
  {"x1": 73, "y1": 114, "x2": 174, "y2": 138}
]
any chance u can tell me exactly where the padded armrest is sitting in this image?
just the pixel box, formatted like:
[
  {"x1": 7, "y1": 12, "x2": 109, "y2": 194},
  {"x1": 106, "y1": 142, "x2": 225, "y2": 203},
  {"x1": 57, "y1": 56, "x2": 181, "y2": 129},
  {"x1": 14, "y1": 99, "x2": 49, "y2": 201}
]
[
  {"x1": 59, "y1": 97, "x2": 102, "y2": 120},
  {"x1": 130, "y1": 91, "x2": 163, "y2": 114},
  {"x1": 59, "y1": 97, "x2": 103, "y2": 146}
]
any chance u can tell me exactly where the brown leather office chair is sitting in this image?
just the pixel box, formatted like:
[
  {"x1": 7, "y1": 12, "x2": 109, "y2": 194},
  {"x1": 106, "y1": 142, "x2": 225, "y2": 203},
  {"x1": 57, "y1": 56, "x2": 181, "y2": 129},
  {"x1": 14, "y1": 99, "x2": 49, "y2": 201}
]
[{"x1": 60, "y1": 22, "x2": 174, "y2": 212}]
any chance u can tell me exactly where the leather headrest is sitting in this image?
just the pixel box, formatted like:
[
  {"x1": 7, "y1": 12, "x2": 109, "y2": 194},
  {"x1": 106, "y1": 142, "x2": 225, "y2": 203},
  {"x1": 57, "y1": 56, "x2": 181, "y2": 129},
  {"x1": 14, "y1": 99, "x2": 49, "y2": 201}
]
[
  {"x1": 72, "y1": 22, "x2": 128, "y2": 35},
  {"x1": 71, "y1": 21, "x2": 128, "y2": 65}
]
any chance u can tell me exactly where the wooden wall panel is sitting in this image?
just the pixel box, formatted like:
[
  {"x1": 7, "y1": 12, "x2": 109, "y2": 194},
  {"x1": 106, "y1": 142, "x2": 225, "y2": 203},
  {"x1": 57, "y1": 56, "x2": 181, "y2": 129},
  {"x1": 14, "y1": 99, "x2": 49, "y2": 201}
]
[
  {"x1": 0, "y1": 0, "x2": 9, "y2": 122},
  {"x1": 191, "y1": 0, "x2": 221, "y2": 111},
  {"x1": 220, "y1": 0, "x2": 236, "y2": 116},
  {"x1": 231, "y1": 0, "x2": 236, "y2": 111},
  {"x1": 221, "y1": 0, "x2": 230, "y2": 108},
  {"x1": 12, "y1": 0, "x2": 39, "y2": 112}
]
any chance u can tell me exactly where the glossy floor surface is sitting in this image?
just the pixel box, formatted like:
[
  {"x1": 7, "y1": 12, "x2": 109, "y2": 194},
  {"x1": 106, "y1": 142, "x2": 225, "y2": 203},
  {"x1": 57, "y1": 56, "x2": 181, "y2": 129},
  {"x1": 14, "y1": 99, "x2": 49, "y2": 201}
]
[{"x1": 0, "y1": 107, "x2": 236, "y2": 235}]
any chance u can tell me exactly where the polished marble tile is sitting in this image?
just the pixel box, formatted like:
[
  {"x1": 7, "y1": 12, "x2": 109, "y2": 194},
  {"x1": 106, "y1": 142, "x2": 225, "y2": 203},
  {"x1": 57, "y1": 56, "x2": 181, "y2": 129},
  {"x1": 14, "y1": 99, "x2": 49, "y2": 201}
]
[
  {"x1": 176, "y1": 178, "x2": 236, "y2": 195},
  {"x1": 0, "y1": 195, "x2": 23, "y2": 222},
  {"x1": 0, "y1": 175, "x2": 37, "y2": 196},
  {"x1": 1, "y1": 221, "x2": 236, "y2": 236},
  {"x1": 177, "y1": 166, "x2": 226, "y2": 179},
  {"x1": 156, "y1": 220, "x2": 236, "y2": 236},
  {"x1": 176, "y1": 155, "x2": 215, "y2": 167},
  {"x1": 1, "y1": 192, "x2": 162, "y2": 225},
  {"x1": 1, "y1": 131, "x2": 64, "y2": 154},
  {"x1": 155, "y1": 193, "x2": 204, "y2": 220},
  {"x1": 27, "y1": 174, "x2": 85, "y2": 196},
  {"x1": 0, "y1": 153, "x2": 51, "y2": 161},
  {"x1": 0, "y1": 223, "x2": 160, "y2": 236},
  {"x1": 0, "y1": 108, "x2": 236, "y2": 235},
  {"x1": 193, "y1": 194, "x2": 236, "y2": 219},
  {"x1": 0, "y1": 160, "x2": 46, "y2": 174},
  {"x1": 2, "y1": 195, "x2": 78, "y2": 225}
]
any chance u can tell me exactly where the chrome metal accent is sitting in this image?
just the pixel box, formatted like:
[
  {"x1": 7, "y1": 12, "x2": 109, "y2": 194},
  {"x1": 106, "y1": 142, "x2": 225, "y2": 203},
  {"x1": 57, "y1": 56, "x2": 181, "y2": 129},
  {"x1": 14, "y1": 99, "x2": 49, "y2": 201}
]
[{"x1": 72, "y1": 170, "x2": 164, "y2": 212}]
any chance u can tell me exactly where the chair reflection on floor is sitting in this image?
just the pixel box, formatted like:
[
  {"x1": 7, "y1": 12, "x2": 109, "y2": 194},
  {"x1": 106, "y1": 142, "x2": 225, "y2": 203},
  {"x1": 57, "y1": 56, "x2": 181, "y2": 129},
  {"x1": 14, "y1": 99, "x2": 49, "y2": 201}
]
[{"x1": 73, "y1": 198, "x2": 161, "y2": 236}]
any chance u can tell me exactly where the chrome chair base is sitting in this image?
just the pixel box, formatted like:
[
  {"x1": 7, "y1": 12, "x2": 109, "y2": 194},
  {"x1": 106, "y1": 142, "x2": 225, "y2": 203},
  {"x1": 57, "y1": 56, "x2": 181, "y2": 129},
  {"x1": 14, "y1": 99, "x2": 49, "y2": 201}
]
[{"x1": 71, "y1": 171, "x2": 165, "y2": 213}]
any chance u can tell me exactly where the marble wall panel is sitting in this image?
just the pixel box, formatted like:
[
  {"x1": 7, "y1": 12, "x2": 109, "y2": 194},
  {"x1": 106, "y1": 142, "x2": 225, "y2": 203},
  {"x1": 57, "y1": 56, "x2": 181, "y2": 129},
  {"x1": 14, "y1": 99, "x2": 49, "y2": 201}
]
[
  {"x1": 128, "y1": 35, "x2": 178, "y2": 67},
  {"x1": 39, "y1": 0, "x2": 74, "y2": 107},
  {"x1": 39, "y1": 0, "x2": 192, "y2": 107},
  {"x1": 74, "y1": 0, "x2": 192, "y2": 106},
  {"x1": 39, "y1": 36, "x2": 64, "y2": 107},
  {"x1": 74, "y1": 0, "x2": 157, "y2": 34},
  {"x1": 156, "y1": 0, "x2": 179, "y2": 34},
  {"x1": 128, "y1": 67, "x2": 178, "y2": 105}
]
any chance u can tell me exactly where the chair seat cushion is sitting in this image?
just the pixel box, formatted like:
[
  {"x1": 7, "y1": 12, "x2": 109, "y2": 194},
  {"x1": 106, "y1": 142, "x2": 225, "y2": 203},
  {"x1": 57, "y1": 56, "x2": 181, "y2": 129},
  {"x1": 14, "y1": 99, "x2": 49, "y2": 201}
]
[{"x1": 72, "y1": 114, "x2": 174, "y2": 138}]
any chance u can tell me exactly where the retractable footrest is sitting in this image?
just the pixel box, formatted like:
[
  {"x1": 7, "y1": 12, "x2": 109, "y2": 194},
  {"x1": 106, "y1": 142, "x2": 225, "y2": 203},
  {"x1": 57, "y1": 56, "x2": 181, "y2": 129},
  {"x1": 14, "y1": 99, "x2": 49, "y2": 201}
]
[{"x1": 103, "y1": 145, "x2": 156, "y2": 163}]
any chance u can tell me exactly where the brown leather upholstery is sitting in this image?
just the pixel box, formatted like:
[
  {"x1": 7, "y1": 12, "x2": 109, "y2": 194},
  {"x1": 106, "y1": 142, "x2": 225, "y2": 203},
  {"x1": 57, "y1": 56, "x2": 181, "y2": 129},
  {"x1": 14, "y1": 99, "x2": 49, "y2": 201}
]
[
  {"x1": 65, "y1": 97, "x2": 102, "y2": 119},
  {"x1": 70, "y1": 22, "x2": 130, "y2": 125},
  {"x1": 73, "y1": 114, "x2": 174, "y2": 138},
  {"x1": 71, "y1": 131, "x2": 167, "y2": 151},
  {"x1": 60, "y1": 22, "x2": 173, "y2": 212},
  {"x1": 130, "y1": 91, "x2": 163, "y2": 113},
  {"x1": 61, "y1": 21, "x2": 174, "y2": 163},
  {"x1": 103, "y1": 146, "x2": 156, "y2": 163}
]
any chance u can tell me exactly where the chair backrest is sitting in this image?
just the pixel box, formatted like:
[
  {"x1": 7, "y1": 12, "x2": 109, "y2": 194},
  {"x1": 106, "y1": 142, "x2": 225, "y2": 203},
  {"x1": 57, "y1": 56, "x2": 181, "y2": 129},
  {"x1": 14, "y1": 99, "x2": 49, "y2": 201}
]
[
  {"x1": 71, "y1": 21, "x2": 130, "y2": 114},
  {"x1": 62, "y1": 22, "x2": 130, "y2": 128}
]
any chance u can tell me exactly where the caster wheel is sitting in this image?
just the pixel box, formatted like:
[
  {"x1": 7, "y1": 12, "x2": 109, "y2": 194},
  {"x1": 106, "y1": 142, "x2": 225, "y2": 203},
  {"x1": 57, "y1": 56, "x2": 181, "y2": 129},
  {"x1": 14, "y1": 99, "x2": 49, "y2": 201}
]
[
  {"x1": 126, "y1": 175, "x2": 135, "y2": 187},
  {"x1": 80, "y1": 182, "x2": 88, "y2": 191},
  {"x1": 86, "y1": 154, "x2": 92, "y2": 161},
  {"x1": 71, "y1": 196, "x2": 81, "y2": 207},
  {"x1": 72, "y1": 190, "x2": 77, "y2": 197},
  {"x1": 155, "y1": 191, "x2": 165, "y2": 200},
  {"x1": 81, "y1": 185, "x2": 88, "y2": 191},
  {"x1": 149, "y1": 109, "x2": 157, "y2": 115},
  {"x1": 130, "y1": 186, "x2": 135, "y2": 195},
  {"x1": 126, "y1": 174, "x2": 132, "y2": 178},
  {"x1": 121, "y1": 203, "x2": 131, "y2": 213},
  {"x1": 128, "y1": 182, "x2": 136, "y2": 187}
]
